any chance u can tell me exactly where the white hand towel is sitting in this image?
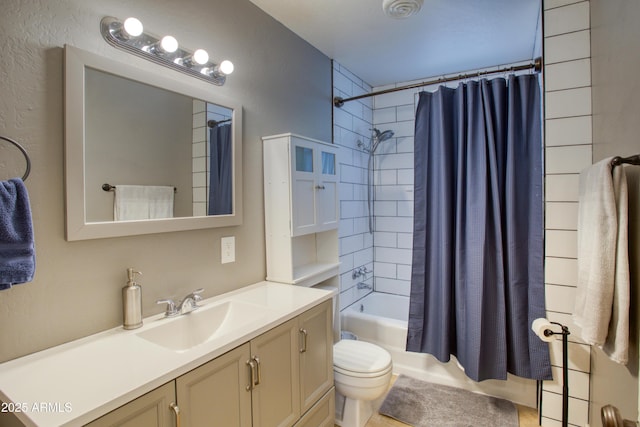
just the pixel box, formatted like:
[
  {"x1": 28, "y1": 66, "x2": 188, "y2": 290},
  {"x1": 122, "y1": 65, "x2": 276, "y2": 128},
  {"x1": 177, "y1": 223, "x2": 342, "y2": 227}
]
[
  {"x1": 573, "y1": 158, "x2": 630, "y2": 364},
  {"x1": 114, "y1": 185, "x2": 174, "y2": 221}
]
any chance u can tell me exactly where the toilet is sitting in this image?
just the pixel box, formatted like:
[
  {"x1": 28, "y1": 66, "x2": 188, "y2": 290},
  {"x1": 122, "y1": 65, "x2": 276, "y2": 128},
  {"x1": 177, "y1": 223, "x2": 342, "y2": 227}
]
[{"x1": 333, "y1": 339, "x2": 393, "y2": 427}]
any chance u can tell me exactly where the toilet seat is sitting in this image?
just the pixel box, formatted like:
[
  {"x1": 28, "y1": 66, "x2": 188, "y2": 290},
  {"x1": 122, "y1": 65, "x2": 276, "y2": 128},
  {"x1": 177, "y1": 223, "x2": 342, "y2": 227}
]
[{"x1": 333, "y1": 340, "x2": 392, "y2": 378}]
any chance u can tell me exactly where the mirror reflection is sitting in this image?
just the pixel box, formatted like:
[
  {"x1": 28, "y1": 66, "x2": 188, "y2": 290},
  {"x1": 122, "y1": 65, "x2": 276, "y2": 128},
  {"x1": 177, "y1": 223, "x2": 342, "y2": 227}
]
[
  {"x1": 84, "y1": 68, "x2": 233, "y2": 223},
  {"x1": 64, "y1": 45, "x2": 242, "y2": 241}
]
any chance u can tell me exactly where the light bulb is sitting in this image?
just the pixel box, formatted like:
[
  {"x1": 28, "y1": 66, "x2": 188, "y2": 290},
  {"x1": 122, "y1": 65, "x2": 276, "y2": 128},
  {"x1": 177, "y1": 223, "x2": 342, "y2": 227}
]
[
  {"x1": 192, "y1": 49, "x2": 209, "y2": 65},
  {"x1": 160, "y1": 35, "x2": 178, "y2": 53},
  {"x1": 123, "y1": 17, "x2": 143, "y2": 37},
  {"x1": 219, "y1": 60, "x2": 234, "y2": 75}
]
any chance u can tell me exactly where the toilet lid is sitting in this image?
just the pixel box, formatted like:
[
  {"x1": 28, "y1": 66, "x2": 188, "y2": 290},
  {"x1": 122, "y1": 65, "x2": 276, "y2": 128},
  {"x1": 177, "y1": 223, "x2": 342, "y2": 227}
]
[{"x1": 334, "y1": 340, "x2": 392, "y2": 374}]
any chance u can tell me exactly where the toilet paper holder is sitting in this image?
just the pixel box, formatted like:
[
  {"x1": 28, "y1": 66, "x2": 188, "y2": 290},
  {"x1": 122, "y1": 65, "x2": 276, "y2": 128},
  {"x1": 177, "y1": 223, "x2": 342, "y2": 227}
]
[{"x1": 532, "y1": 319, "x2": 571, "y2": 427}]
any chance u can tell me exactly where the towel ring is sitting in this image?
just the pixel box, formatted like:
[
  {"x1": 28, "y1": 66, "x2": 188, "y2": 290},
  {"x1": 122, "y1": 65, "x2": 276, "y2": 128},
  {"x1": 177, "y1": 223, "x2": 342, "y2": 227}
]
[{"x1": 0, "y1": 135, "x2": 31, "y2": 181}]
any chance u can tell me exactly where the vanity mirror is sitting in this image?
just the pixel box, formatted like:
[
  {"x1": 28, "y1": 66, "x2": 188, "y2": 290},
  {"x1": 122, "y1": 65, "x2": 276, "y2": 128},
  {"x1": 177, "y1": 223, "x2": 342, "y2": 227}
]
[{"x1": 64, "y1": 45, "x2": 242, "y2": 240}]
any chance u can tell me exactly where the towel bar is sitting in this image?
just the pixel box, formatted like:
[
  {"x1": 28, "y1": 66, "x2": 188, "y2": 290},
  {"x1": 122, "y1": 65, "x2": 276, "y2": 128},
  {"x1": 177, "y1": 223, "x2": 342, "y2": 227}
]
[
  {"x1": 102, "y1": 183, "x2": 177, "y2": 192},
  {"x1": 0, "y1": 135, "x2": 31, "y2": 181},
  {"x1": 611, "y1": 154, "x2": 640, "y2": 167}
]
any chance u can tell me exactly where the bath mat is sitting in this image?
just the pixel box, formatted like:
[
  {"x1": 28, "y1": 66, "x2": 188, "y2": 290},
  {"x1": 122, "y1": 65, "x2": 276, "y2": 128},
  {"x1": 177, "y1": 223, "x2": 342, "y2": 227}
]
[{"x1": 378, "y1": 375, "x2": 519, "y2": 427}]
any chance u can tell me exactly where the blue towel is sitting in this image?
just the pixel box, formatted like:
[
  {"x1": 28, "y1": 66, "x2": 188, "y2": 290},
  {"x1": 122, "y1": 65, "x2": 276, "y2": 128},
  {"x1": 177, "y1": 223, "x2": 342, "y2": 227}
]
[{"x1": 0, "y1": 178, "x2": 35, "y2": 290}]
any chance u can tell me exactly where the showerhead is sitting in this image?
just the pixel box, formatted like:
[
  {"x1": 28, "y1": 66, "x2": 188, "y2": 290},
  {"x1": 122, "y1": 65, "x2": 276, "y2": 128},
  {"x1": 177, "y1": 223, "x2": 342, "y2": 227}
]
[
  {"x1": 372, "y1": 128, "x2": 395, "y2": 143},
  {"x1": 370, "y1": 128, "x2": 395, "y2": 153}
]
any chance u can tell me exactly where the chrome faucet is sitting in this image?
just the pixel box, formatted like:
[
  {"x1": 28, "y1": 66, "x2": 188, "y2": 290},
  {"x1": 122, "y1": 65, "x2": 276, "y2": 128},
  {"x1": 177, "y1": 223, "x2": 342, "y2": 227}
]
[
  {"x1": 157, "y1": 288, "x2": 204, "y2": 317},
  {"x1": 177, "y1": 288, "x2": 204, "y2": 314},
  {"x1": 356, "y1": 282, "x2": 372, "y2": 290},
  {"x1": 352, "y1": 265, "x2": 369, "y2": 280}
]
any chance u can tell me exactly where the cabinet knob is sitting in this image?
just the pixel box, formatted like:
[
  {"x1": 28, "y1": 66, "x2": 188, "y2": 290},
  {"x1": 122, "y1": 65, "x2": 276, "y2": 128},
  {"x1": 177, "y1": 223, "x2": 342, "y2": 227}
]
[{"x1": 315, "y1": 185, "x2": 325, "y2": 190}]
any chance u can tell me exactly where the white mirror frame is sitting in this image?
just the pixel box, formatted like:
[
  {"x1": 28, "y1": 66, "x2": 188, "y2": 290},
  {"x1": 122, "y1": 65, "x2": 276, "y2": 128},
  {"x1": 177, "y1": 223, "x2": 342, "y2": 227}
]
[{"x1": 64, "y1": 45, "x2": 243, "y2": 240}]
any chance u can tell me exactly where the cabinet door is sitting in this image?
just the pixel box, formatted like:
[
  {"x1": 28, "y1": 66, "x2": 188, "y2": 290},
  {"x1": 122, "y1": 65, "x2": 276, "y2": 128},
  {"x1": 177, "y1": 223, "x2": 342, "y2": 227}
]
[
  {"x1": 85, "y1": 381, "x2": 176, "y2": 427},
  {"x1": 251, "y1": 318, "x2": 301, "y2": 427},
  {"x1": 175, "y1": 343, "x2": 252, "y2": 427},
  {"x1": 298, "y1": 300, "x2": 334, "y2": 413},
  {"x1": 291, "y1": 141, "x2": 317, "y2": 236},
  {"x1": 290, "y1": 137, "x2": 340, "y2": 237},
  {"x1": 293, "y1": 388, "x2": 335, "y2": 427},
  {"x1": 316, "y1": 149, "x2": 339, "y2": 231}
]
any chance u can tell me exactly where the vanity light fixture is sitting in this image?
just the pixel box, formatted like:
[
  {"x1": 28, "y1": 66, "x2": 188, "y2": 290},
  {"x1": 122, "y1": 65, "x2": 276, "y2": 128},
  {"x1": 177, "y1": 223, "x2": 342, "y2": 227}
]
[
  {"x1": 122, "y1": 17, "x2": 144, "y2": 38},
  {"x1": 100, "y1": 16, "x2": 234, "y2": 86},
  {"x1": 192, "y1": 49, "x2": 209, "y2": 65},
  {"x1": 143, "y1": 35, "x2": 179, "y2": 55},
  {"x1": 160, "y1": 36, "x2": 179, "y2": 53},
  {"x1": 218, "y1": 60, "x2": 235, "y2": 75},
  {"x1": 201, "y1": 60, "x2": 235, "y2": 79}
]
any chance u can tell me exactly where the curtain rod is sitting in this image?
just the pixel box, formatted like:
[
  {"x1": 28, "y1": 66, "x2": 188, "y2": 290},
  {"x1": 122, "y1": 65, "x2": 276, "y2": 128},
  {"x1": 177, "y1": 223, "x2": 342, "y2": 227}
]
[
  {"x1": 208, "y1": 119, "x2": 232, "y2": 128},
  {"x1": 333, "y1": 57, "x2": 542, "y2": 108}
]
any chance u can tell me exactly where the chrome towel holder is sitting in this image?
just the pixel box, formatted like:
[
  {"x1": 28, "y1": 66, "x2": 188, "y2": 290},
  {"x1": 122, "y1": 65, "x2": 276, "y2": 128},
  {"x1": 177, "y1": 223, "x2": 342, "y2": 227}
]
[{"x1": 0, "y1": 135, "x2": 31, "y2": 181}]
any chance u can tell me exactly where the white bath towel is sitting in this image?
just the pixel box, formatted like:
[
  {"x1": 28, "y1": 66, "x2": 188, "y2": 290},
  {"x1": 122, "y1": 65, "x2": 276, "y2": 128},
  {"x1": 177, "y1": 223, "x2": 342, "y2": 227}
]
[
  {"x1": 114, "y1": 185, "x2": 174, "y2": 221},
  {"x1": 573, "y1": 158, "x2": 630, "y2": 364}
]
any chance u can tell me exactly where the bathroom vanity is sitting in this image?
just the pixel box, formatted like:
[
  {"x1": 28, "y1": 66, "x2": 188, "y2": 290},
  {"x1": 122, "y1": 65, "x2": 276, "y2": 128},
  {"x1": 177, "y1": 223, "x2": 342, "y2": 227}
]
[{"x1": 0, "y1": 282, "x2": 335, "y2": 427}]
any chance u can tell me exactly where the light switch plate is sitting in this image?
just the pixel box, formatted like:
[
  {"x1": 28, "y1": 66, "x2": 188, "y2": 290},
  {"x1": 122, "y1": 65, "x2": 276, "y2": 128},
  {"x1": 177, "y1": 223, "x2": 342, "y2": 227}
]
[{"x1": 221, "y1": 236, "x2": 235, "y2": 264}]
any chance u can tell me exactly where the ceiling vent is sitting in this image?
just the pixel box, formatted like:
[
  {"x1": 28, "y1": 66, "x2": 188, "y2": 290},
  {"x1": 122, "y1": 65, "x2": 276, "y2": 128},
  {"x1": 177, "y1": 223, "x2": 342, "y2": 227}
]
[{"x1": 382, "y1": 0, "x2": 424, "y2": 19}]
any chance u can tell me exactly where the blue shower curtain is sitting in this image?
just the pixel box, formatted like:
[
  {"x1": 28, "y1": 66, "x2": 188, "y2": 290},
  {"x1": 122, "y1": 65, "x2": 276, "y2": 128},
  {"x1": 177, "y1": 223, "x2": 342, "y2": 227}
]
[
  {"x1": 208, "y1": 123, "x2": 232, "y2": 215},
  {"x1": 407, "y1": 74, "x2": 551, "y2": 382}
]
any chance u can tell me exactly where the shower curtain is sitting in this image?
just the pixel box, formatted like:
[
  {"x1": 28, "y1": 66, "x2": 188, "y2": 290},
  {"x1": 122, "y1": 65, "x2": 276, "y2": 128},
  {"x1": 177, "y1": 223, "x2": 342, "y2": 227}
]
[
  {"x1": 208, "y1": 123, "x2": 233, "y2": 215},
  {"x1": 407, "y1": 74, "x2": 551, "y2": 382}
]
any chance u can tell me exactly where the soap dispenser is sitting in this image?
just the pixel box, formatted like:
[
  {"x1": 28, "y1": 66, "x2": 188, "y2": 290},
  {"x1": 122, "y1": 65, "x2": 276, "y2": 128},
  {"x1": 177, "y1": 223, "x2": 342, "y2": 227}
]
[{"x1": 122, "y1": 268, "x2": 143, "y2": 330}]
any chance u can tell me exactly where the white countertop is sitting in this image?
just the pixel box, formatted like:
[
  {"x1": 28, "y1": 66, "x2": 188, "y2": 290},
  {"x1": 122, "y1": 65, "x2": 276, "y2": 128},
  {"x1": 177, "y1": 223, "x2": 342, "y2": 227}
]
[{"x1": 0, "y1": 281, "x2": 334, "y2": 426}]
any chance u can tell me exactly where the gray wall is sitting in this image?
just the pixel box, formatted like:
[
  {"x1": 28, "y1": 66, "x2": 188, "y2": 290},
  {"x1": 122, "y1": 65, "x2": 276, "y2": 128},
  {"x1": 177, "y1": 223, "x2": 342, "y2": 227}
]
[
  {"x1": 590, "y1": 0, "x2": 640, "y2": 424},
  {"x1": 0, "y1": 0, "x2": 331, "y2": 363}
]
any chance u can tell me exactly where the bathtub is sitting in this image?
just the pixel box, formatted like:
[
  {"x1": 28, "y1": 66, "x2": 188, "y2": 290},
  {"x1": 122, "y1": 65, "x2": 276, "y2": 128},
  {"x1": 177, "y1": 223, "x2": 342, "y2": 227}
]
[{"x1": 340, "y1": 292, "x2": 537, "y2": 407}]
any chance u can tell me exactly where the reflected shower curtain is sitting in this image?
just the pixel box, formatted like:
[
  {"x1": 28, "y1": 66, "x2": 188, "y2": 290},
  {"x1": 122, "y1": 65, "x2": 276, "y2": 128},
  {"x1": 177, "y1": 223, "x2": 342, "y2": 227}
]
[
  {"x1": 407, "y1": 74, "x2": 552, "y2": 382},
  {"x1": 208, "y1": 123, "x2": 232, "y2": 215}
]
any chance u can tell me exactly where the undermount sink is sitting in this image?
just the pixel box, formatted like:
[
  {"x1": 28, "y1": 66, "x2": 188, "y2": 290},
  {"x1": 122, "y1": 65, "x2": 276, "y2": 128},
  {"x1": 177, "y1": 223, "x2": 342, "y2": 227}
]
[{"x1": 137, "y1": 300, "x2": 269, "y2": 352}]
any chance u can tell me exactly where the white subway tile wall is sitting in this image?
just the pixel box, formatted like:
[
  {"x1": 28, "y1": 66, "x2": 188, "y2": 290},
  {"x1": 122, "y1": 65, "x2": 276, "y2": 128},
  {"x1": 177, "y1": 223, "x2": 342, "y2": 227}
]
[
  {"x1": 333, "y1": 62, "x2": 375, "y2": 310},
  {"x1": 544, "y1": 1, "x2": 590, "y2": 36},
  {"x1": 545, "y1": 115, "x2": 593, "y2": 146},
  {"x1": 545, "y1": 87, "x2": 593, "y2": 118},
  {"x1": 543, "y1": 1, "x2": 592, "y2": 425},
  {"x1": 368, "y1": 84, "x2": 416, "y2": 300},
  {"x1": 545, "y1": 30, "x2": 591, "y2": 65},
  {"x1": 546, "y1": 145, "x2": 592, "y2": 174},
  {"x1": 545, "y1": 58, "x2": 591, "y2": 91},
  {"x1": 192, "y1": 100, "x2": 208, "y2": 216},
  {"x1": 545, "y1": 230, "x2": 579, "y2": 258},
  {"x1": 546, "y1": 175, "x2": 580, "y2": 201},
  {"x1": 545, "y1": 202, "x2": 580, "y2": 230}
]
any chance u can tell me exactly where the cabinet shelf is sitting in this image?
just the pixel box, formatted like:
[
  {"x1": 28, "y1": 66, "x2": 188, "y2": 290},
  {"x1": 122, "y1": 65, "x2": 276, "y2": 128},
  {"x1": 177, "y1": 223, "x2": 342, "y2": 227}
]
[{"x1": 267, "y1": 262, "x2": 341, "y2": 287}]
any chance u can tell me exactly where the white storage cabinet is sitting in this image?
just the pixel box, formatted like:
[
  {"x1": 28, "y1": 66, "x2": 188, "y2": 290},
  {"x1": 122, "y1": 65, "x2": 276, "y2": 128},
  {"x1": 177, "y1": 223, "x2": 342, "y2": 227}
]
[{"x1": 263, "y1": 134, "x2": 340, "y2": 288}]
